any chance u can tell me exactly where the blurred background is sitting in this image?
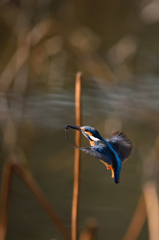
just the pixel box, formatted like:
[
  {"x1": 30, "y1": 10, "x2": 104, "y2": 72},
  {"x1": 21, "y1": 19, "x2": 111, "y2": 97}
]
[{"x1": 1, "y1": 0, "x2": 159, "y2": 239}]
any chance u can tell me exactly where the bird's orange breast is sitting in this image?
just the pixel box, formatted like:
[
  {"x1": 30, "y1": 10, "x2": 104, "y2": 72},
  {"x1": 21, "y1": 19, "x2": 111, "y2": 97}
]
[{"x1": 100, "y1": 160, "x2": 115, "y2": 178}]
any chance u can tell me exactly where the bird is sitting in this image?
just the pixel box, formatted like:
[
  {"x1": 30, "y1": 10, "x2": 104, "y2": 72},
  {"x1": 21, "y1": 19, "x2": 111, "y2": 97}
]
[{"x1": 65, "y1": 124, "x2": 132, "y2": 184}]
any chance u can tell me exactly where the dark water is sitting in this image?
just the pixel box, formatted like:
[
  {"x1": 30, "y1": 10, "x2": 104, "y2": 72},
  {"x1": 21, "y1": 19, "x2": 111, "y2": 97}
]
[{"x1": 4, "y1": 78, "x2": 158, "y2": 240}]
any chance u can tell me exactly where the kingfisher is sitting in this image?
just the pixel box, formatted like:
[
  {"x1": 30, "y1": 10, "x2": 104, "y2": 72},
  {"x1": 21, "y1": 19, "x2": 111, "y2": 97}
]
[{"x1": 65, "y1": 124, "x2": 132, "y2": 184}]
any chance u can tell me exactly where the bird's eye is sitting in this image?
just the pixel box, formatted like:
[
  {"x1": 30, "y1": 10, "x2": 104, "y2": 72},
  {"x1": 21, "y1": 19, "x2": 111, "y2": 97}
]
[{"x1": 85, "y1": 129, "x2": 88, "y2": 132}]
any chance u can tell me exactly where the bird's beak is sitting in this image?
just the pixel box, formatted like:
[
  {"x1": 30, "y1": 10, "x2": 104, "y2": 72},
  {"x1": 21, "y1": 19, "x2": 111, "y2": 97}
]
[{"x1": 65, "y1": 124, "x2": 82, "y2": 132}]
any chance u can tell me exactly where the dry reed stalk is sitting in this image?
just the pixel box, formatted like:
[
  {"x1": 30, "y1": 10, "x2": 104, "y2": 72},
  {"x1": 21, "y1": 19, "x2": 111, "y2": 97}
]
[
  {"x1": 143, "y1": 182, "x2": 159, "y2": 240},
  {"x1": 123, "y1": 193, "x2": 147, "y2": 240},
  {"x1": 79, "y1": 218, "x2": 97, "y2": 240},
  {"x1": 72, "y1": 72, "x2": 82, "y2": 240},
  {"x1": 0, "y1": 158, "x2": 71, "y2": 240},
  {"x1": 0, "y1": 161, "x2": 13, "y2": 240},
  {"x1": 0, "y1": 18, "x2": 52, "y2": 92},
  {"x1": 14, "y1": 162, "x2": 71, "y2": 240}
]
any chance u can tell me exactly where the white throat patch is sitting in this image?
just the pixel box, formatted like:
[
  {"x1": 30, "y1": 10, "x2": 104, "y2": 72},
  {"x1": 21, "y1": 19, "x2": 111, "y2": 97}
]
[{"x1": 90, "y1": 136, "x2": 100, "y2": 141}]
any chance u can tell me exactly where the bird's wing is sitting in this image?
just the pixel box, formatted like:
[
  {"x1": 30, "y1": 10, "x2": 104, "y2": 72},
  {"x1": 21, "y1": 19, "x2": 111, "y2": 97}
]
[
  {"x1": 74, "y1": 142, "x2": 121, "y2": 184},
  {"x1": 75, "y1": 145, "x2": 113, "y2": 166},
  {"x1": 107, "y1": 131, "x2": 132, "y2": 162}
]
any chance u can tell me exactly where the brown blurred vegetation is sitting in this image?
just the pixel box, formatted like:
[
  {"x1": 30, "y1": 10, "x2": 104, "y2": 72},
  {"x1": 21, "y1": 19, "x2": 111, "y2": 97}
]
[{"x1": 0, "y1": 0, "x2": 159, "y2": 239}]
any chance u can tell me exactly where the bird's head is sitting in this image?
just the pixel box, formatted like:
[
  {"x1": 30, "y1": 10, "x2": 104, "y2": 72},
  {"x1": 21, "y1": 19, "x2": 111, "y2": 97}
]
[{"x1": 65, "y1": 125, "x2": 103, "y2": 142}]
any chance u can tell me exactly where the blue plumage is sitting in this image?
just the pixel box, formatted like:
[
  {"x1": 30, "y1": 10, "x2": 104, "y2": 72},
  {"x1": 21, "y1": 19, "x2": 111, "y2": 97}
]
[{"x1": 65, "y1": 125, "x2": 132, "y2": 184}]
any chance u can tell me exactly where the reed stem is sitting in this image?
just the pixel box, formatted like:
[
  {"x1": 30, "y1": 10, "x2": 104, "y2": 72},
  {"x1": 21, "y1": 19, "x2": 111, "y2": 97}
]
[{"x1": 72, "y1": 72, "x2": 82, "y2": 240}]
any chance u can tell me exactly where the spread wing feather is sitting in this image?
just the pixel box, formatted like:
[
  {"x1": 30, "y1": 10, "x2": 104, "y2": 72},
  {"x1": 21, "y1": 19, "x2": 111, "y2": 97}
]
[
  {"x1": 74, "y1": 145, "x2": 112, "y2": 165},
  {"x1": 73, "y1": 141, "x2": 122, "y2": 184},
  {"x1": 107, "y1": 131, "x2": 132, "y2": 162},
  {"x1": 76, "y1": 144, "x2": 121, "y2": 184}
]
